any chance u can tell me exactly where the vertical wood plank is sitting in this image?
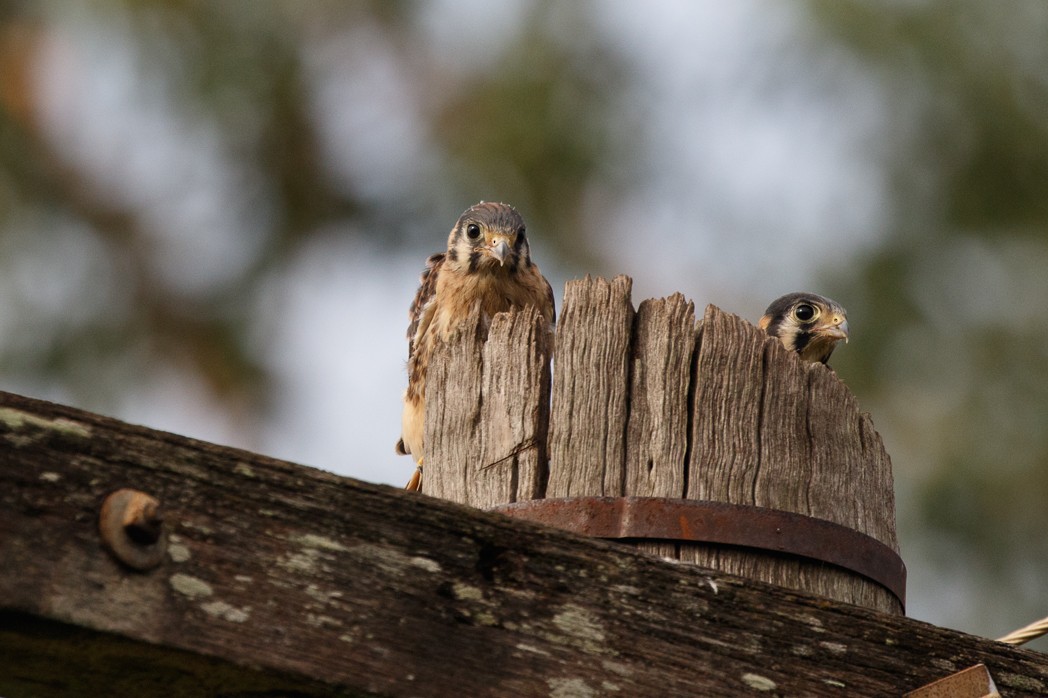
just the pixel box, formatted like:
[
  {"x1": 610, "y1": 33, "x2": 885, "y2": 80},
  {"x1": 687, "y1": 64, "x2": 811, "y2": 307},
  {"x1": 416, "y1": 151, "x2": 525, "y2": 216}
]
[
  {"x1": 423, "y1": 306, "x2": 484, "y2": 503},
  {"x1": 624, "y1": 294, "x2": 695, "y2": 497},
  {"x1": 686, "y1": 305, "x2": 765, "y2": 504},
  {"x1": 806, "y1": 367, "x2": 866, "y2": 531},
  {"x1": 623, "y1": 295, "x2": 695, "y2": 558},
  {"x1": 474, "y1": 307, "x2": 553, "y2": 507},
  {"x1": 753, "y1": 337, "x2": 812, "y2": 513},
  {"x1": 858, "y1": 413, "x2": 899, "y2": 550},
  {"x1": 547, "y1": 276, "x2": 634, "y2": 497},
  {"x1": 424, "y1": 306, "x2": 552, "y2": 508}
]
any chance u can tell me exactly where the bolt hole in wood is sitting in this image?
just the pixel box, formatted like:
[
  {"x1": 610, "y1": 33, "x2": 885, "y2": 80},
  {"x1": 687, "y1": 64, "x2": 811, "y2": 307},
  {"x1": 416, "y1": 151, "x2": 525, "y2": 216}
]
[
  {"x1": 423, "y1": 276, "x2": 903, "y2": 615},
  {"x1": 99, "y1": 488, "x2": 168, "y2": 572}
]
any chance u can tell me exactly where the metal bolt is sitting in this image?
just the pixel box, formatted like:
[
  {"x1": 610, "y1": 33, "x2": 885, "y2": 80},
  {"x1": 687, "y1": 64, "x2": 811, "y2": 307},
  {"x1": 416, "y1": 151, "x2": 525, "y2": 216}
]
[{"x1": 99, "y1": 488, "x2": 168, "y2": 571}]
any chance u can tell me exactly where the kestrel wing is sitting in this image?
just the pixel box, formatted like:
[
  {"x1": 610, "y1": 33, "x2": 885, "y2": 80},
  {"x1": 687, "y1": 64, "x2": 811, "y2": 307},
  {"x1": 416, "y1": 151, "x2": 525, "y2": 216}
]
[{"x1": 407, "y1": 252, "x2": 444, "y2": 360}]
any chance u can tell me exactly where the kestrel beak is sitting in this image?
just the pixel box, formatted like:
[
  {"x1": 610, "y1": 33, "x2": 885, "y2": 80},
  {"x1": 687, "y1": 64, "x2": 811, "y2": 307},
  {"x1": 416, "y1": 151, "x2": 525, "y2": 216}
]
[
  {"x1": 488, "y1": 235, "x2": 512, "y2": 266},
  {"x1": 815, "y1": 316, "x2": 849, "y2": 344}
]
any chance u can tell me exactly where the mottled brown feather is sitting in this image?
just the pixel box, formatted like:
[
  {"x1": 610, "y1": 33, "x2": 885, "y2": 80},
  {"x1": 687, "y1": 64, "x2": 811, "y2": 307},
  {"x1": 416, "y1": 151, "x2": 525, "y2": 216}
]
[{"x1": 406, "y1": 253, "x2": 444, "y2": 360}]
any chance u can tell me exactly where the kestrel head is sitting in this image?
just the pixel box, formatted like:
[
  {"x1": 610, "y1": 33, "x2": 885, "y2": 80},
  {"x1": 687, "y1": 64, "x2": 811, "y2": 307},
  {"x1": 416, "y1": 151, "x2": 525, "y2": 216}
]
[
  {"x1": 445, "y1": 202, "x2": 532, "y2": 275},
  {"x1": 760, "y1": 292, "x2": 849, "y2": 365}
]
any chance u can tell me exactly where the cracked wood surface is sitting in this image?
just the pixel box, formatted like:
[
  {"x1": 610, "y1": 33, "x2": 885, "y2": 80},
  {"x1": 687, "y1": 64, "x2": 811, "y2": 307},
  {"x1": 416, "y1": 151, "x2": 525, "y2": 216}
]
[
  {"x1": 424, "y1": 305, "x2": 552, "y2": 506},
  {"x1": 680, "y1": 305, "x2": 901, "y2": 614},
  {"x1": 2, "y1": 391, "x2": 1047, "y2": 697},
  {"x1": 547, "y1": 275, "x2": 635, "y2": 497}
]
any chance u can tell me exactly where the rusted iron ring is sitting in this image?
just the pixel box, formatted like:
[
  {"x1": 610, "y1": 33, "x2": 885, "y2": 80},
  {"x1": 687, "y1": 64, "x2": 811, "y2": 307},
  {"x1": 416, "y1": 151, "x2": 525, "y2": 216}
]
[{"x1": 491, "y1": 496, "x2": 906, "y2": 607}]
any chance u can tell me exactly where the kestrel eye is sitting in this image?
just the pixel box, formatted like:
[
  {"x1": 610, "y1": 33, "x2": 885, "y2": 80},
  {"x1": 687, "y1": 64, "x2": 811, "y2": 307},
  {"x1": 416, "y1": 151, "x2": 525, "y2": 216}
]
[
  {"x1": 466, "y1": 223, "x2": 481, "y2": 240},
  {"x1": 794, "y1": 303, "x2": 818, "y2": 322},
  {"x1": 518, "y1": 226, "x2": 526, "y2": 238}
]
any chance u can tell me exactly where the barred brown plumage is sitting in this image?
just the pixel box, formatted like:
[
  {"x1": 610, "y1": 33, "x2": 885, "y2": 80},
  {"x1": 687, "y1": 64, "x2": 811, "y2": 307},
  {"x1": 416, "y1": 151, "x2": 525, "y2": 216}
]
[
  {"x1": 397, "y1": 202, "x2": 556, "y2": 491},
  {"x1": 759, "y1": 292, "x2": 849, "y2": 365}
]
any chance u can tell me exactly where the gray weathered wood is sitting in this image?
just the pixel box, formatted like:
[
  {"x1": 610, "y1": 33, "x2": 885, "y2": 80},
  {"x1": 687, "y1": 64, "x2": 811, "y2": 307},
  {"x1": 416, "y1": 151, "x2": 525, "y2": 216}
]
[
  {"x1": 680, "y1": 304, "x2": 901, "y2": 614},
  {"x1": 2, "y1": 391, "x2": 1047, "y2": 697},
  {"x1": 476, "y1": 307, "x2": 552, "y2": 505},
  {"x1": 859, "y1": 412, "x2": 899, "y2": 546},
  {"x1": 624, "y1": 293, "x2": 695, "y2": 498},
  {"x1": 424, "y1": 306, "x2": 552, "y2": 507},
  {"x1": 547, "y1": 275, "x2": 634, "y2": 497},
  {"x1": 623, "y1": 294, "x2": 696, "y2": 557},
  {"x1": 422, "y1": 304, "x2": 485, "y2": 502},
  {"x1": 686, "y1": 304, "x2": 766, "y2": 504},
  {"x1": 425, "y1": 278, "x2": 901, "y2": 615}
]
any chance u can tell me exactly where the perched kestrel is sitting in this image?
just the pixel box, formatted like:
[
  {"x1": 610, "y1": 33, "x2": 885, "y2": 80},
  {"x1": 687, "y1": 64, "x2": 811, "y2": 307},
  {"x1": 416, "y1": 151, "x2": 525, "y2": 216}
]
[
  {"x1": 397, "y1": 202, "x2": 556, "y2": 491},
  {"x1": 760, "y1": 292, "x2": 849, "y2": 365}
]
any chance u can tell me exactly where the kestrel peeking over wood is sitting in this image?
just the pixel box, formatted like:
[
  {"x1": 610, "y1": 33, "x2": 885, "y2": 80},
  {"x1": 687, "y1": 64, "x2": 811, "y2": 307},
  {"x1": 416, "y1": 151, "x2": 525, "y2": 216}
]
[
  {"x1": 397, "y1": 202, "x2": 556, "y2": 491},
  {"x1": 760, "y1": 292, "x2": 849, "y2": 365}
]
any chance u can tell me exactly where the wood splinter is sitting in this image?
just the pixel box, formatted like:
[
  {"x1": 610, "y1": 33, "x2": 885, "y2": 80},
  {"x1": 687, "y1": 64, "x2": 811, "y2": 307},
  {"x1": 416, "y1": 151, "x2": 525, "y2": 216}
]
[{"x1": 99, "y1": 488, "x2": 167, "y2": 571}]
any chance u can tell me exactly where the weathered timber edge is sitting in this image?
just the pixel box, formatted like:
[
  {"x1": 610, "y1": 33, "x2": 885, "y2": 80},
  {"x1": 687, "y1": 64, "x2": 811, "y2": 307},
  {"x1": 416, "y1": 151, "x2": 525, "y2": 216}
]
[{"x1": 1, "y1": 391, "x2": 1047, "y2": 697}]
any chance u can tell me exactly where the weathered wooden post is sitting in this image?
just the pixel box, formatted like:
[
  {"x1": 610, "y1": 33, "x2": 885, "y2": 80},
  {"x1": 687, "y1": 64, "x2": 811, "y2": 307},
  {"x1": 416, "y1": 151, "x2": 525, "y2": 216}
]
[
  {"x1": 423, "y1": 275, "x2": 904, "y2": 616},
  {"x1": 424, "y1": 304, "x2": 553, "y2": 508}
]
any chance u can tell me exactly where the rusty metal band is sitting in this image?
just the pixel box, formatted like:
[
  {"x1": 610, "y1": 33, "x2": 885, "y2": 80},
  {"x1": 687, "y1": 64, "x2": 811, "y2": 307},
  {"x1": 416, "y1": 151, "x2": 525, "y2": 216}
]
[{"x1": 491, "y1": 496, "x2": 906, "y2": 607}]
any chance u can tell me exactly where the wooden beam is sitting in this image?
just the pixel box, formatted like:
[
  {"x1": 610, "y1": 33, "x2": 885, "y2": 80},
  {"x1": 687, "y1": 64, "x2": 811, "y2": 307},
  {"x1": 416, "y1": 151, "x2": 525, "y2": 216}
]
[{"x1": 1, "y1": 391, "x2": 1047, "y2": 697}]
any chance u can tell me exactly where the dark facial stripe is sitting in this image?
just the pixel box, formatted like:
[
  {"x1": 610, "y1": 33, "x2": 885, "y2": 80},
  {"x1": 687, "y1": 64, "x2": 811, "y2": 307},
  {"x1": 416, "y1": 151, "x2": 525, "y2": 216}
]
[
  {"x1": 468, "y1": 250, "x2": 480, "y2": 273},
  {"x1": 447, "y1": 247, "x2": 458, "y2": 263},
  {"x1": 517, "y1": 237, "x2": 532, "y2": 268},
  {"x1": 791, "y1": 330, "x2": 811, "y2": 354}
]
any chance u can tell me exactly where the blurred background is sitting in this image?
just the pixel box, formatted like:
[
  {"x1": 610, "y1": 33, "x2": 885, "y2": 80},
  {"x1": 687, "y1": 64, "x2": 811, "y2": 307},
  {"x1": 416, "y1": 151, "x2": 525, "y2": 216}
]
[{"x1": 2, "y1": 0, "x2": 1047, "y2": 649}]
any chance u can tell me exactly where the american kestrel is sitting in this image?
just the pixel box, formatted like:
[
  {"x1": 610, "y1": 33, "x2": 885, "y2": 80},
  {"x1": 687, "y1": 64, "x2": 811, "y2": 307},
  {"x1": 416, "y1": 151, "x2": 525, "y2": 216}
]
[
  {"x1": 759, "y1": 292, "x2": 849, "y2": 364},
  {"x1": 397, "y1": 202, "x2": 556, "y2": 491}
]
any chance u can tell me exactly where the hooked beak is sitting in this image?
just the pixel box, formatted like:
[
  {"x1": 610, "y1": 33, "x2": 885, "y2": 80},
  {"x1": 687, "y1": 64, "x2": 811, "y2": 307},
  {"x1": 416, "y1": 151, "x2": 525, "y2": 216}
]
[
  {"x1": 815, "y1": 316, "x2": 849, "y2": 344},
  {"x1": 488, "y1": 235, "x2": 511, "y2": 266}
]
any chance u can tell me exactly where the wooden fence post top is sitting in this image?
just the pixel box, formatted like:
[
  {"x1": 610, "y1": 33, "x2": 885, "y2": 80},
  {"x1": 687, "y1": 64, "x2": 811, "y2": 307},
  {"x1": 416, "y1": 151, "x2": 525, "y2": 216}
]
[{"x1": 425, "y1": 275, "x2": 902, "y2": 614}]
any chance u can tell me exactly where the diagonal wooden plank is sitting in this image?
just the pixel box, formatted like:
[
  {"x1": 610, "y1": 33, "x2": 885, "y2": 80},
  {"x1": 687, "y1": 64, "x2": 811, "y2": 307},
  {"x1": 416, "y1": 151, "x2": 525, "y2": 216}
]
[{"x1": 0, "y1": 391, "x2": 1045, "y2": 696}]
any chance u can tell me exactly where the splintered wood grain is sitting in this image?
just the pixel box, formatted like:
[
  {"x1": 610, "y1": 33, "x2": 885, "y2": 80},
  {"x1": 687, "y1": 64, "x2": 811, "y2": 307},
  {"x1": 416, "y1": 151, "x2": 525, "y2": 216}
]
[
  {"x1": 806, "y1": 366, "x2": 872, "y2": 533},
  {"x1": 752, "y1": 336, "x2": 812, "y2": 514},
  {"x1": 425, "y1": 306, "x2": 552, "y2": 508},
  {"x1": 423, "y1": 305, "x2": 485, "y2": 502},
  {"x1": 547, "y1": 275, "x2": 634, "y2": 497},
  {"x1": 624, "y1": 294, "x2": 695, "y2": 498},
  {"x1": 623, "y1": 295, "x2": 695, "y2": 558},
  {"x1": 686, "y1": 305, "x2": 766, "y2": 503},
  {"x1": 474, "y1": 307, "x2": 553, "y2": 507},
  {"x1": 858, "y1": 413, "x2": 899, "y2": 548},
  {"x1": 797, "y1": 360, "x2": 897, "y2": 553},
  {"x1": 680, "y1": 304, "x2": 902, "y2": 615},
  {"x1": 2, "y1": 391, "x2": 1047, "y2": 697}
]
